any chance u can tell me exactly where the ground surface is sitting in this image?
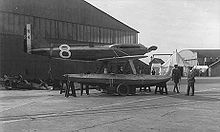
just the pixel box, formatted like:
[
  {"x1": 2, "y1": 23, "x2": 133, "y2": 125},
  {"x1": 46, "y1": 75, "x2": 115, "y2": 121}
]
[{"x1": 0, "y1": 77, "x2": 220, "y2": 132}]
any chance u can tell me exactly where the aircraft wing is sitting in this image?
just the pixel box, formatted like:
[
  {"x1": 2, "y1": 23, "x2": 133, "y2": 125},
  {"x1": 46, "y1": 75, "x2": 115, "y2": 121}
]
[
  {"x1": 97, "y1": 55, "x2": 148, "y2": 62},
  {"x1": 51, "y1": 57, "x2": 94, "y2": 63}
]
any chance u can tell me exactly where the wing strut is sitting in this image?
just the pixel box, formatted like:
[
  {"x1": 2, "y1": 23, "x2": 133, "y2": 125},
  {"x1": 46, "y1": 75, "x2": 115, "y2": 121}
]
[{"x1": 128, "y1": 59, "x2": 137, "y2": 74}]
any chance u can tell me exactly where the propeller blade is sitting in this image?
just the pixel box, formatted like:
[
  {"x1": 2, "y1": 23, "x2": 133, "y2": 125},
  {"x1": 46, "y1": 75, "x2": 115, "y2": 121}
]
[{"x1": 148, "y1": 46, "x2": 158, "y2": 52}]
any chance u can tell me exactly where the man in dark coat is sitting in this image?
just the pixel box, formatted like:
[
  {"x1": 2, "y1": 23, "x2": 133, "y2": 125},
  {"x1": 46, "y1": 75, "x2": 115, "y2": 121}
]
[
  {"x1": 172, "y1": 64, "x2": 181, "y2": 93},
  {"x1": 186, "y1": 67, "x2": 196, "y2": 96}
]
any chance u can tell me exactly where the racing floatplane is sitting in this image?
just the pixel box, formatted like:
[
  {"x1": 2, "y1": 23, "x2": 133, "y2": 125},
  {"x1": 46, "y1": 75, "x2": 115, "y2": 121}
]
[{"x1": 24, "y1": 24, "x2": 171, "y2": 96}]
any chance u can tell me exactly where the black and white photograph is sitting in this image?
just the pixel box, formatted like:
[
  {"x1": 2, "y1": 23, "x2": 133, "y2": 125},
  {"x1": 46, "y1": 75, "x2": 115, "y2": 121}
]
[{"x1": 0, "y1": 0, "x2": 220, "y2": 131}]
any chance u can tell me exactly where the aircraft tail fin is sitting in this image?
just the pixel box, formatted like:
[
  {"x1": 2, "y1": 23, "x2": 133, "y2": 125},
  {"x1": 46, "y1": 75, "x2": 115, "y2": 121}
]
[{"x1": 24, "y1": 24, "x2": 32, "y2": 54}]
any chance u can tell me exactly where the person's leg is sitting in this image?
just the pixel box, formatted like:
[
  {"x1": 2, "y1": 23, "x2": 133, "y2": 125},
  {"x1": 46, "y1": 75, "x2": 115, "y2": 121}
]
[
  {"x1": 80, "y1": 83, "x2": 84, "y2": 96},
  {"x1": 60, "y1": 81, "x2": 64, "y2": 94},
  {"x1": 148, "y1": 86, "x2": 151, "y2": 92},
  {"x1": 155, "y1": 86, "x2": 158, "y2": 94},
  {"x1": 164, "y1": 84, "x2": 168, "y2": 94},
  {"x1": 86, "y1": 84, "x2": 89, "y2": 95},
  {"x1": 173, "y1": 83, "x2": 176, "y2": 92},
  {"x1": 176, "y1": 82, "x2": 180, "y2": 93},
  {"x1": 191, "y1": 83, "x2": 194, "y2": 96},
  {"x1": 140, "y1": 87, "x2": 143, "y2": 92},
  {"x1": 173, "y1": 82, "x2": 178, "y2": 92},
  {"x1": 65, "y1": 81, "x2": 70, "y2": 98},
  {"x1": 144, "y1": 87, "x2": 147, "y2": 92},
  {"x1": 70, "y1": 82, "x2": 76, "y2": 97},
  {"x1": 186, "y1": 84, "x2": 190, "y2": 95}
]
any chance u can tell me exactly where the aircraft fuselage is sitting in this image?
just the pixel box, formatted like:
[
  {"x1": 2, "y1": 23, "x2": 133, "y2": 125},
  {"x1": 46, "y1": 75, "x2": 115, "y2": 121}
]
[{"x1": 31, "y1": 43, "x2": 151, "y2": 61}]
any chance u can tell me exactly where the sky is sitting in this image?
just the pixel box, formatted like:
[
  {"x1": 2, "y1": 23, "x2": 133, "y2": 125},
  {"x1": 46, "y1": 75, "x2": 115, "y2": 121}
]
[{"x1": 86, "y1": 0, "x2": 220, "y2": 62}]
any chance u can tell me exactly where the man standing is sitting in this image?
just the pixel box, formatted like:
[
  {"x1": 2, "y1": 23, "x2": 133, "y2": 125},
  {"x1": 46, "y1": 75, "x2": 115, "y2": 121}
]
[
  {"x1": 151, "y1": 68, "x2": 156, "y2": 75},
  {"x1": 172, "y1": 64, "x2": 181, "y2": 93},
  {"x1": 186, "y1": 67, "x2": 196, "y2": 96}
]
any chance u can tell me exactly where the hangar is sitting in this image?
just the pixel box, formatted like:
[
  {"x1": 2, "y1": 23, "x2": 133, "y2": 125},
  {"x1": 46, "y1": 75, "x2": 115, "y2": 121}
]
[
  {"x1": 179, "y1": 49, "x2": 220, "y2": 66},
  {"x1": 208, "y1": 60, "x2": 220, "y2": 77},
  {"x1": 0, "y1": 0, "x2": 142, "y2": 80},
  {"x1": 179, "y1": 49, "x2": 220, "y2": 76}
]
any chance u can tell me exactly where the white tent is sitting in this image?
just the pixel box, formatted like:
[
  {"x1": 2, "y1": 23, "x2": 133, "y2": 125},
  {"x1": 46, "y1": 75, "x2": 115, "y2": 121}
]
[{"x1": 160, "y1": 50, "x2": 190, "y2": 76}]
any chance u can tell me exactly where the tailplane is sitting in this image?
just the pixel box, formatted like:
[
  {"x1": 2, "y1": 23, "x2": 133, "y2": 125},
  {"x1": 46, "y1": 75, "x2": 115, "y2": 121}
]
[{"x1": 24, "y1": 24, "x2": 32, "y2": 54}]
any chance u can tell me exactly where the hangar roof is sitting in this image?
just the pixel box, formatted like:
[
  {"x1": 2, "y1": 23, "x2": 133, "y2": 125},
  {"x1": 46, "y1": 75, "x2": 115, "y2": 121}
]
[
  {"x1": 149, "y1": 58, "x2": 165, "y2": 65},
  {"x1": 84, "y1": 0, "x2": 139, "y2": 33},
  {"x1": 186, "y1": 49, "x2": 220, "y2": 58},
  {"x1": 0, "y1": 0, "x2": 139, "y2": 33}
]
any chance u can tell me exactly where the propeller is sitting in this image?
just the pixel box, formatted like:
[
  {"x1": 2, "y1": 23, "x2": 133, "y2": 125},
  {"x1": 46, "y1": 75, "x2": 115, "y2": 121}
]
[{"x1": 147, "y1": 46, "x2": 158, "y2": 52}]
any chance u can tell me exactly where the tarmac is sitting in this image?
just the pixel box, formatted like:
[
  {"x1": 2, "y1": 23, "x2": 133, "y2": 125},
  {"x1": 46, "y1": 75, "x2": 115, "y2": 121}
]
[{"x1": 0, "y1": 77, "x2": 220, "y2": 132}]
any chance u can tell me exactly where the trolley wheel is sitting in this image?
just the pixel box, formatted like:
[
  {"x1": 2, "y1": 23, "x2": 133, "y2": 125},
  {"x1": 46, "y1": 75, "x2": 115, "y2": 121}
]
[{"x1": 117, "y1": 83, "x2": 129, "y2": 96}]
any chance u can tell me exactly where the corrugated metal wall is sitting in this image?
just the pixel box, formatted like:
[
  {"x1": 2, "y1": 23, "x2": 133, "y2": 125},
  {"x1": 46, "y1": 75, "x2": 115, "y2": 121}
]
[{"x1": 0, "y1": 34, "x2": 98, "y2": 79}]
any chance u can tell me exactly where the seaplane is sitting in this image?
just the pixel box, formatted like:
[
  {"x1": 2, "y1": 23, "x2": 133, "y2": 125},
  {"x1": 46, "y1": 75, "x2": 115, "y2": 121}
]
[{"x1": 24, "y1": 24, "x2": 171, "y2": 96}]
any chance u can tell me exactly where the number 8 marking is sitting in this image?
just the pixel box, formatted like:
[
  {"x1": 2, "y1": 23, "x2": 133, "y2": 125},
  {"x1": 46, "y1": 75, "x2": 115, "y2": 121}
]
[{"x1": 59, "y1": 44, "x2": 71, "y2": 58}]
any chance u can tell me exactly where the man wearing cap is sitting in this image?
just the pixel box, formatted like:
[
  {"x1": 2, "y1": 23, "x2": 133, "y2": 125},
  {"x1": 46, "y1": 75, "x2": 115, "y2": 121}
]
[
  {"x1": 186, "y1": 66, "x2": 196, "y2": 96},
  {"x1": 171, "y1": 64, "x2": 181, "y2": 93}
]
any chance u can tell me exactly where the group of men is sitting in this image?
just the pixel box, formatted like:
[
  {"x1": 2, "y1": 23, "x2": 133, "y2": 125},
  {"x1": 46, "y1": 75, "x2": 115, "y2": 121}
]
[{"x1": 171, "y1": 64, "x2": 196, "y2": 96}]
